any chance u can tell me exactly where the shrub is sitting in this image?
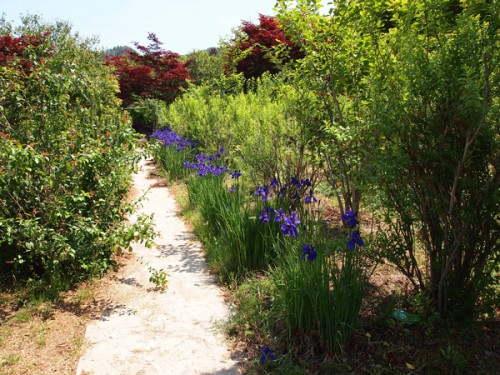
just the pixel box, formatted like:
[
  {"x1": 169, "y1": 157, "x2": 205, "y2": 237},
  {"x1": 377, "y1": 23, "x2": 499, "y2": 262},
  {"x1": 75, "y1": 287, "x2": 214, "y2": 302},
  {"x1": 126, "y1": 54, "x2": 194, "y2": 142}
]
[
  {"x1": 0, "y1": 16, "x2": 154, "y2": 291},
  {"x1": 184, "y1": 48, "x2": 225, "y2": 86},
  {"x1": 127, "y1": 98, "x2": 168, "y2": 130},
  {"x1": 276, "y1": 0, "x2": 500, "y2": 321},
  {"x1": 165, "y1": 74, "x2": 307, "y2": 183},
  {"x1": 363, "y1": 0, "x2": 500, "y2": 319}
]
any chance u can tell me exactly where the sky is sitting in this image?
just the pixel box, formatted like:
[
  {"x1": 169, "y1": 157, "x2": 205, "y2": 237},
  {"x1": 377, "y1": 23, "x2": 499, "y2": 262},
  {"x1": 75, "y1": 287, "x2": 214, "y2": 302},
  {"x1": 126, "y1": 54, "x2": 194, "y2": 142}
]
[{"x1": 1, "y1": 0, "x2": 330, "y2": 55}]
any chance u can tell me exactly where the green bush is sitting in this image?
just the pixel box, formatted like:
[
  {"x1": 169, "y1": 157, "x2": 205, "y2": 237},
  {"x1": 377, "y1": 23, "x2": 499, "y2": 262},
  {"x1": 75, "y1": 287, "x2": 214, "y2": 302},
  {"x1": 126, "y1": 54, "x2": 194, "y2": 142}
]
[
  {"x1": 362, "y1": 0, "x2": 500, "y2": 319},
  {"x1": 166, "y1": 74, "x2": 304, "y2": 183},
  {"x1": 184, "y1": 49, "x2": 225, "y2": 86},
  {"x1": 128, "y1": 98, "x2": 168, "y2": 130},
  {"x1": 276, "y1": 0, "x2": 499, "y2": 321},
  {"x1": 0, "y1": 16, "x2": 154, "y2": 291}
]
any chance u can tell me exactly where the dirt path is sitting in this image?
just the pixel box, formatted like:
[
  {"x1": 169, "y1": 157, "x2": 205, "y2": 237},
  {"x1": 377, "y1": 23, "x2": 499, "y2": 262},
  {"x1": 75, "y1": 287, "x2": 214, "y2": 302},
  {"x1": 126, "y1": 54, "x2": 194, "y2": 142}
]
[{"x1": 76, "y1": 159, "x2": 240, "y2": 375}]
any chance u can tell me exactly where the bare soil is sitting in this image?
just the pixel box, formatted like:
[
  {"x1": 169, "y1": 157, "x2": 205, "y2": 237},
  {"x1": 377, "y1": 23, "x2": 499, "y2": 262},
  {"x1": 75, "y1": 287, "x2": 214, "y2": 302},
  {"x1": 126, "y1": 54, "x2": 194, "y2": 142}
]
[{"x1": 0, "y1": 252, "x2": 135, "y2": 375}]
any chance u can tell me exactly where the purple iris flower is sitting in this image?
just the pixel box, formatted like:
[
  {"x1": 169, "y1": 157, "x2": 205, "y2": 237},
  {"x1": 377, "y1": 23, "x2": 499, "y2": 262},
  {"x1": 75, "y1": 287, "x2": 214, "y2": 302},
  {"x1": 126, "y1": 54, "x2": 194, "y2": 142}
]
[
  {"x1": 305, "y1": 189, "x2": 317, "y2": 204},
  {"x1": 341, "y1": 209, "x2": 359, "y2": 228},
  {"x1": 301, "y1": 178, "x2": 312, "y2": 187},
  {"x1": 259, "y1": 206, "x2": 274, "y2": 223},
  {"x1": 290, "y1": 176, "x2": 301, "y2": 188},
  {"x1": 260, "y1": 345, "x2": 276, "y2": 363},
  {"x1": 255, "y1": 185, "x2": 271, "y2": 201},
  {"x1": 274, "y1": 207, "x2": 285, "y2": 223},
  {"x1": 151, "y1": 127, "x2": 196, "y2": 150},
  {"x1": 301, "y1": 244, "x2": 317, "y2": 262},
  {"x1": 230, "y1": 170, "x2": 242, "y2": 180},
  {"x1": 281, "y1": 211, "x2": 300, "y2": 237},
  {"x1": 347, "y1": 230, "x2": 364, "y2": 250}
]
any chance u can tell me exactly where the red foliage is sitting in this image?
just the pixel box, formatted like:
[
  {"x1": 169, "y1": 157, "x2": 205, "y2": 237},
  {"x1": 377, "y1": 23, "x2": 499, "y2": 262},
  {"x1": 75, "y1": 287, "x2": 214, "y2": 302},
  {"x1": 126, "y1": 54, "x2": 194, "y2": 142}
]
[
  {"x1": 226, "y1": 14, "x2": 303, "y2": 79},
  {"x1": 0, "y1": 33, "x2": 52, "y2": 73},
  {"x1": 106, "y1": 33, "x2": 191, "y2": 106}
]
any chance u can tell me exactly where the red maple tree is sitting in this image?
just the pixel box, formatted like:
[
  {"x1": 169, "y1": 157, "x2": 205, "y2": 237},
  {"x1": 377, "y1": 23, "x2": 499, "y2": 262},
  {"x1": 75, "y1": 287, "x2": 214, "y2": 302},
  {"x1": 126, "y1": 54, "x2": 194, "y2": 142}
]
[
  {"x1": 226, "y1": 14, "x2": 303, "y2": 79},
  {"x1": 106, "y1": 33, "x2": 191, "y2": 106},
  {"x1": 0, "y1": 33, "x2": 52, "y2": 73}
]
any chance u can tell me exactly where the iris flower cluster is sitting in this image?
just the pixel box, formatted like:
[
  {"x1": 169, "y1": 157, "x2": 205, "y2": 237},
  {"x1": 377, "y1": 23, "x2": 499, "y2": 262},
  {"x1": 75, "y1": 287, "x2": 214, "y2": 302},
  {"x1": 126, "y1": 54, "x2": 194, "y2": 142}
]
[
  {"x1": 254, "y1": 185, "x2": 271, "y2": 201},
  {"x1": 151, "y1": 127, "x2": 196, "y2": 151},
  {"x1": 341, "y1": 209, "x2": 364, "y2": 250},
  {"x1": 259, "y1": 206, "x2": 300, "y2": 237},
  {"x1": 254, "y1": 176, "x2": 318, "y2": 238},
  {"x1": 305, "y1": 189, "x2": 317, "y2": 204},
  {"x1": 347, "y1": 230, "x2": 364, "y2": 250},
  {"x1": 258, "y1": 206, "x2": 274, "y2": 222},
  {"x1": 288, "y1": 177, "x2": 315, "y2": 202},
  {"x1": 280, "y1": 210, "x2": 300, "y2": 237},
  {"x1": 230, "y1": 170, "x2": 242, "y2": 179},
  {"x1": 341, "y1": 209, "x2": 359, "y2": 228},
  {"x1": 184, "y1": 160, "x2": 229, "y2": 177},
  {"x1": 291, "y1": 176, "x2": 312, "y2": 188},
  {"x1": 183, "y1": 147, "x2": 232, "y2": 177}
]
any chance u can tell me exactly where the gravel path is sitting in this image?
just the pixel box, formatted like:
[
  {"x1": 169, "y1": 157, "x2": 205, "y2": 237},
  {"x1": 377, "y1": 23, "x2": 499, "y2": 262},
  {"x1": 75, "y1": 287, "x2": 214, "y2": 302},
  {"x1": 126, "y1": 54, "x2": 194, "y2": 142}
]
[{"x1": 76, "y1": 159, "x2": 240, "y2": 375}]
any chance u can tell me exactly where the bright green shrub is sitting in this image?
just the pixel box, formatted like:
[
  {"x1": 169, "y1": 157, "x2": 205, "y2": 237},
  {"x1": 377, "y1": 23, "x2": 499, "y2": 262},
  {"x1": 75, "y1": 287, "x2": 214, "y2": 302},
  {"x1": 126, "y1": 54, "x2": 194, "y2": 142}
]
[
  {"x1": 184, "y1": 48, "x2": 225, "y2": 86},
  {"x1": 166, "y1": 74, "x2": 302, "y2": 183}
]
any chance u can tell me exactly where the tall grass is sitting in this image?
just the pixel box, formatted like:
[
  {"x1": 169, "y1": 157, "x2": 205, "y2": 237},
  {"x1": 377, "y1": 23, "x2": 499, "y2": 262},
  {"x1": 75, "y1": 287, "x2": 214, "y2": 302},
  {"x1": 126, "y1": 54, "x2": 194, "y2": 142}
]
[
  {"x1": 186, "y1": 173, "x2": 230, "y2": 237},
  {"x1": 274, "y1": 238, "x2": 366, "y2": 351},
  {"x1": 207, "y1": 199, "x2": 288, "y2": 283},
  {"x1": 186, "y1": 171, "x2": 286, "y2": 282}
]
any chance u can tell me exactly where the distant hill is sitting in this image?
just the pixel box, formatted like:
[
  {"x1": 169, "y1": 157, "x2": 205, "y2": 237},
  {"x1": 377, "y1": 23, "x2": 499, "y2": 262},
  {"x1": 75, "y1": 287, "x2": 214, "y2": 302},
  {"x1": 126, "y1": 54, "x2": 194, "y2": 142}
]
[{"x1": 104, "y1": 45, "x2": 135, "y2": 57}]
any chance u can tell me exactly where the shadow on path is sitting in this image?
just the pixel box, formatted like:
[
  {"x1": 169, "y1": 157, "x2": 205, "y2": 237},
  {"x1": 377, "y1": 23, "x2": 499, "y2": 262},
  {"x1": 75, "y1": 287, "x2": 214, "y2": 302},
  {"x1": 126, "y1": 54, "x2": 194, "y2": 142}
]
[{"x1": 157, "y1": 241, "x2": 207, "y2": 275}]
